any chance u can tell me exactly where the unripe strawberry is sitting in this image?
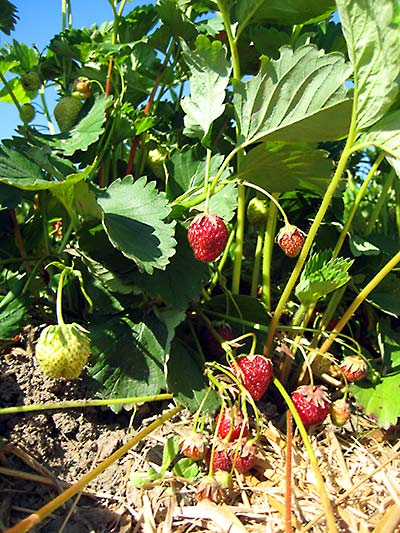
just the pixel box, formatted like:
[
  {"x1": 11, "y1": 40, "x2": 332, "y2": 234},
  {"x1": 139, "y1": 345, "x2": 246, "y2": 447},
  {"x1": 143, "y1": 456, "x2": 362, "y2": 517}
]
[
  {"x1": 247, "y1": 197, "x2": 268, "y2": 227},
  {"x1": 72, "y1": 77, "x2": 92, "y2": 99},
  {"x1": 188, "y1": 213, "x2": 229, "y2": 262},
  {"x1": 195, "y1": 475, "x2": 225, "y2": 503},
  {"x1": 20, "y1": 70, "x2": 41, "y2": 91},
  {"x1": 36, "y1": 323, "x2": 91, "y2": 379},
  {"x1": 147, "y1": 147, "x2": 167, "y2": 179},
  {"x1": 340, "y1": 356, "x2": 367, "y2": 382},
  {"x1": 291, "y1": 385, "x2": 330, "y2": 427},
  {"x1": 54, "y1": 95, "x2": 83, "y2": 132},
  {"x1": 330, "y1": 399, "x2": 351, "y2": 427},
  {"x1": 19, "y1": 103, "x2": 35, "y2": 123},
  {"x1": 180, "y1": 431, "x2": 208, "y2": 461},
  {"x1": 275, "y1": 224, "x2": 305, "y2": 257}
]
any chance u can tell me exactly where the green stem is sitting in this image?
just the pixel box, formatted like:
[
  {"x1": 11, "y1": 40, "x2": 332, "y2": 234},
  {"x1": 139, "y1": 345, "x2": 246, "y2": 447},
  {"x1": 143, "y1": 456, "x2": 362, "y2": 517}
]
[
  {"x1": 0, "y1": 71, "x2": 24, "y2": 115},
  {"x1": 7, "y1": 404, "x2": 182, "y2": 533},
  {"x1": 261, "y1": 194, "x2": 278, "y2": 311},
  {"x1": 39, "y1": 86, "x2": 56, "y2": 134},
  {"x1": 317, "y1": 250, "x2": 400, "y2": 356},
  {"x1": 241, "y1": 181, "x2": 289, "y2": 225},
  {"x1": 232, "y1": 183, "x2": 245, "y2": 294},
  {"x1": 204, "y1": 148, "x2": 212, "y2": 214},
  {"x1": 332, "y1": 152, "x2": 385, "y2": 258},
  {"x1": 395, "y1": 172, "x2": 400, "y2": 243},
  {"x1": 264, "y1": 133, "x2": 356, "y2": 356},
  {"x1": 208, "y1": 227, "x2": 236, "y2": 294},
  {"x1": 364, "y1": 168, "x2": 395, "y2": 237},
  {"x1": 0, "y1": 394, "x2": 173, "y2": 415},
  {"x1": 250, "y1": 225, "x2": 265, "y2": 298},
  {"x1": 56, "y1": 267, "x2": 70, "y2": 326},
  {"x1": 273, "y1": 377, "x2": 338, "y2": 533}
]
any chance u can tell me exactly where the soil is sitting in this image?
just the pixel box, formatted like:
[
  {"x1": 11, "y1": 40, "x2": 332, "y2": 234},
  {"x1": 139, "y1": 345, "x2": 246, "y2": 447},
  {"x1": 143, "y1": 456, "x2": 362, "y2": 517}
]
[{"x1": 1, "y1": 328, "x2": 399, "y2": 532}]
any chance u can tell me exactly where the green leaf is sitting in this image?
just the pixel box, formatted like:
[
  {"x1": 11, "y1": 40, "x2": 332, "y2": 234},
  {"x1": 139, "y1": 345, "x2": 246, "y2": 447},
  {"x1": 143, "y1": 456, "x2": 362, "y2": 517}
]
[
  {"x1": 336, "y1": 0, "x2": 400, "y2": 130},
  {"x1": 0, "y1": 146, "x2": 47, "y2": 190},
  {"x1": 362, "y1": 110, "x2": 400, "y2": 160},
  {"x1": 172, "y1": 457, "x2": 199, "y2": 480},
  {"x1": 367, "y1": 273, "x2": 400, "y2": 316},
  {"x1": 167, "y1": 337, "x2": 220, "y2": 413},
  {"x1": 377, "y1": 319, "x2": 400, "y2": 371},
  {"x1": 156, "y1": 0, "x2": 197, "y2": 40},
  {"x1": 234, "y1": 45, "x2": 352, "y2": 146},
  {"x1": 48, "y1": 94, "x2": 113, "y2": 156},
  {"x1": 0, "y1": 287, "x2": 29, "y2": 340},
  {"x1": 160, "y1": 436, "x2": 180, "y2": 473},
  {"x1": 295, "y1": 250, "x2": 353, "y2": 306},
  {"x1": 236, "y1": 142, "x2": 333, "y2": 194},
  {"x1": 235, "y1": 0, "x2": 336, "y2": 28},
  {"x1": 98, "y1": 176, "x2": 176, "y2": 274},
  {"x1": 0, "y1": 75, "x2": 35, "y2": 104},
  {"x1": 0, "y1": 0, "x2": 18, "y2": 36},
  {"x1": 181, "y1": 35, "x2": 232, "y2": 141},
  {"x1": 351, "y1": 373, "x2": 400, "y2": 428},
  {"x1": 88, "y1": 315, "x2": 167, "y2": 411},
  {"x1": 129, "y1": 225, "x2": 209, "y2": 311}
]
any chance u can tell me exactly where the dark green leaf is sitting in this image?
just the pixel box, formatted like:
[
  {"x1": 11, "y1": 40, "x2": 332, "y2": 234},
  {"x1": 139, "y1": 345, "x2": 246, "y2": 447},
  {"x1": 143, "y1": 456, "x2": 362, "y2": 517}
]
[
  {"x1": 0, "y1": 0, "x2": 18, "y2": 36},
  {"x1": 98, "y1": 176, "x2": 176, "y2": 274},
  {"x1": 0, "y1": 274, "x2": 29, "y2": 341},
  {"x1": 88, "y1": 315, "x2": 167, "y2": 410},
  {"x1": 235, "y1": 0, "x2": 336, "y2": 29},
  {"x1": 236, "y1": 142, "x2": 333, "y2": 194}
]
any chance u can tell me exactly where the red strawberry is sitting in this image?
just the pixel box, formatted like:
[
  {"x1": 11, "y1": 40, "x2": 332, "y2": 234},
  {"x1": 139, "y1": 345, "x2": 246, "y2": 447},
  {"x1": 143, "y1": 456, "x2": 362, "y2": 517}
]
[
  {"x1": 231, "y1": 354, "x2": 273, "y2": 401},
  {"x1": 180, "y1": 431, "x2": 208, "y2": 461},
  {"x1": 340, "y1": 356, "x2": 367, "y2": 382},
  {"x1": 207, "y1": 443, "x2": 233, "y2": 472},
  {"x1": 201, "y1": 322, "x2": 233, "y2": 359},
  {"x1": 229, "y1": 440, "x2": 257, "y2": 474},
  {"x1": 216, "y1": 405, "x2": 249, "y2": 441},
  {"x1": 330, "y1": 399, "x2": 351, "y2": 427},
  {"x1": 187, "y1": 213, "x2": 229, "y2": 262},
  {"x1": 275, "y1": 224, "x2": 305, "y2": 257},
  {"x1": 291, "y1": 385, "x2": 331, "y2": 427}
]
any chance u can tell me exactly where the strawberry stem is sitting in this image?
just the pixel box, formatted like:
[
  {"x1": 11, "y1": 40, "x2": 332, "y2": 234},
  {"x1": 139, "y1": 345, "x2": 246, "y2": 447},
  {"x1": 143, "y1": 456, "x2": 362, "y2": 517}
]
[
  {"x1": 261, "y1": 194, "x2": 278, "y2": 311},
  {"x1": 6, "y1": 404, "x2": 183, "y2": 533},
  {"x1": 241, "y1": 181, "x2": 290, "y2": 226}
]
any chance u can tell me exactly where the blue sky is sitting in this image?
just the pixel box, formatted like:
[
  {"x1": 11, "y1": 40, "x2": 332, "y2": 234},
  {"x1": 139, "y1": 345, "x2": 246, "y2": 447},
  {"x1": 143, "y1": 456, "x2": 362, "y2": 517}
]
[{"x1": 0, "y1": 0, "x2": 154, "y2": 140}]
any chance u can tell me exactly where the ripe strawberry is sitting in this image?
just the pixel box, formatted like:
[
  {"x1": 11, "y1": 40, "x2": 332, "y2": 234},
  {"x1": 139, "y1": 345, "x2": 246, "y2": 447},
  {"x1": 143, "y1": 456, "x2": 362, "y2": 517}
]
[
  {"x1": 275, "y1": 224, "x2": 305, "y2": 257},
  {"x1": 19, "y1": 103, "x2": 35, "y2": 124},
  {"x1": 180, "y1": 431, "x2": 208, "y2": 461},
  {"x1": 340, "y1": 355, "x2": 367, "y2": 382},
  {"x1": 330, "y1": 399, "x2": 351, "y2": 427},
  {"x1": 291, "y1": 385, "x2": 331, "y2": 427},
  {"x1": 209, "y1": 446, "x2": 232, "y2": 472},
  {"x1": 229, "y1": 440, "x2": 257, "y2": 474},
  {"x1": 20, "y1": 70, "x2": 41, "y2": 91},
  {"x1": 72, "y1": 77, "x2": 92, "y2": 99},
  {"x1": 35, "y1": 323, "x2": 91, "y2": 379},
  {"x1": 200, "y1": 321, "x2": 233, "y2": 359},
  {"x1": 187, "y1": 213, "x2": 229, "y2": 262},
  {"x1": 216, "y1": 405, "x2": 249, "y2": 441},
  {"x1": 54, "y1": 95, "x2": 83, "y2": 132},
  {"x1": 247, "y1": 197, "x2": 268, "y2": 227},
  {"x1": 231, "y1": 354, "x2": 273, "y2": 401}
]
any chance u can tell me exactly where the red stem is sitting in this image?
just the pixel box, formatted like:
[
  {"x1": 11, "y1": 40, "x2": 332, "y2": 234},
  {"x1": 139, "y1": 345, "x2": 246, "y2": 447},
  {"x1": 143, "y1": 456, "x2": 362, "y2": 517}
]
[
  {"x1": 125, "y1": 52, "x2": 170, "y2": 176},
  {"x1": 285, "y1": 410, "x2": 293, "y2": 533}
]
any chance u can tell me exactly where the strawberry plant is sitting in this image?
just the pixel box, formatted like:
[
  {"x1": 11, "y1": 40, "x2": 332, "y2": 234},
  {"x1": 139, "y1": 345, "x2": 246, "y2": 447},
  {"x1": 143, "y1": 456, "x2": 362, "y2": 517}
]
[{"x1": 0, "y1": 0, "x2": 399, "y2": 449}]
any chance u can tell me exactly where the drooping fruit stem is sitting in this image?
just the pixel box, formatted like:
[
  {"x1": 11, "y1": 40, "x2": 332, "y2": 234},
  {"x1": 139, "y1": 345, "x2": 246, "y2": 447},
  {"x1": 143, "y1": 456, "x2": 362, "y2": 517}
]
[
  {"x1": 55, "y1": 267, "x2": 69, "y2": 326},
  {"x1": 262, "y1": 195, "x2": 278, "y2": 311},
  {"x1": 250, "y1": 224, "x2": 265, "y2": 298}
]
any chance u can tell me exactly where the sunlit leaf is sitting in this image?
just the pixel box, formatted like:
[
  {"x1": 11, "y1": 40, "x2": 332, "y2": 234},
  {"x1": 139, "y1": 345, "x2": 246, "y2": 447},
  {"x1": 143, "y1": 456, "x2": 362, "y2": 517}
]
[{"x1": 337, "y1": 0, "x2": 400, "y2": 130}]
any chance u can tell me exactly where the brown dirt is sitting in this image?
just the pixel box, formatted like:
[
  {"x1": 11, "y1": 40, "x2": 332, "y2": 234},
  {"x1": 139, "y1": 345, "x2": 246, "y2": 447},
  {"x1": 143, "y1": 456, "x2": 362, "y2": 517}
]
[{"x1": 1, "y1": 329, "x2": 399, "y2": 532}]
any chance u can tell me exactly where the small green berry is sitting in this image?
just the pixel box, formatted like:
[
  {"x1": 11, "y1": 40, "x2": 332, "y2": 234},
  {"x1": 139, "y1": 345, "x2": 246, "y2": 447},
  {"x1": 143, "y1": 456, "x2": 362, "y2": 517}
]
[{"x1": 247, "y1": 197, "x2": 268, "y2": 227}]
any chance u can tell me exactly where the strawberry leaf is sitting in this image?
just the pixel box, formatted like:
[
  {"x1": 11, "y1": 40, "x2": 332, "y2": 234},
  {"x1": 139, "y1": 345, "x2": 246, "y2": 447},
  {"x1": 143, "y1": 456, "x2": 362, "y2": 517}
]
[
  {"x1": 98, "y1": 176, "x2": 176, "y2": 274},
  {"x1": 362, "y1": 110, "x2": 400, "y2": 160},
  {"x1": 295, "y1": 250, "x2": 353, "y2": 306},
  {"x1": 88, "y1": 314, "x2": 167, "y2": 412},
  {"x1": 337, "y1": 0, "x2": 400, "y2": 131},
  {"x1": 234, "y1": 45, "x2": 352, "y2": 146},
  {"x1": 181, "y1": 35, "x2": 231, "y2": 142},
  {"x1": 236, "y1": 142, "x2": 333, "y2": 193}
]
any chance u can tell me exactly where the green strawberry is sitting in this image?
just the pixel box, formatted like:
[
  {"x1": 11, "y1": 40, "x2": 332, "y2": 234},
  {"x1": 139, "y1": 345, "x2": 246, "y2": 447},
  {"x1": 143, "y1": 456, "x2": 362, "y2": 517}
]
[
  {"x1": 20, "y1": 70, "x2": 42, "y2": 91},
  {"x1": 19, "y1": 103, "x2": 35, "y2": 123},
  {"x1": 247, "y1": 197, "x2": 268, "y2": 227},
  {"x1": 36, "y1": 323, "x2": 91, "y2": 379},
  {"x1": 54, "y1": 96, "x2": 83, "y2": 132}
]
